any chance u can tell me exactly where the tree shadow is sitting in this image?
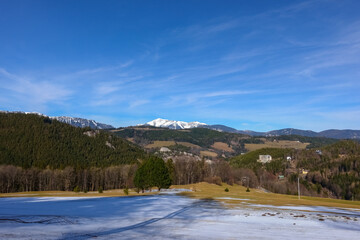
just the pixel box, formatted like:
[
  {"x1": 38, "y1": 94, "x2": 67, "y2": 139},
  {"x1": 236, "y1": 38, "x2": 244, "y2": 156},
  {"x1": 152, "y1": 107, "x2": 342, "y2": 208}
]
[{"x1": 60, "y1": 198, "x2": 224, "y2": 240}]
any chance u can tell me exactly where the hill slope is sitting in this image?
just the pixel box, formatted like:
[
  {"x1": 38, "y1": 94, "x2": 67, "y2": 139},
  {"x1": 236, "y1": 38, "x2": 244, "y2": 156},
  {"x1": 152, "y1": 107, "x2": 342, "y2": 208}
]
[
  {"x1": 230, "y1": 140, "x2": 360, "y2": 200},
  {"x1": 0, "y1": 113, "x2": 146, "y2": 169}
]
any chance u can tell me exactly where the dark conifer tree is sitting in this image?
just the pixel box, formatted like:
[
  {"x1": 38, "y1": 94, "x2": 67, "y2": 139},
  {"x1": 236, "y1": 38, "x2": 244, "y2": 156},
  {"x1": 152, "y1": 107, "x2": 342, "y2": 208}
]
[{"x1": 134, "y1": 157, "x2": 171, "y2": 191}]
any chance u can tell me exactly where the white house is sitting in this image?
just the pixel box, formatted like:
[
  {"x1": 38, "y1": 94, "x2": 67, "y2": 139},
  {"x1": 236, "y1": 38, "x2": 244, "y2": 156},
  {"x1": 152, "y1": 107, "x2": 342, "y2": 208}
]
[
  {"x1": 258, "y1": 155, "x2": 272, "y2": 163},
  {"x1": 160, "y1": 147, "x2": 171, "y2": 153}
]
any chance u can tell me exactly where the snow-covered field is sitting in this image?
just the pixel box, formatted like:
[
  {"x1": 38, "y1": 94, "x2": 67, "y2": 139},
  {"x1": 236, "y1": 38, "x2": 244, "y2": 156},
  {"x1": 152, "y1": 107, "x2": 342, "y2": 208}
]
[{"x1": 0, "y1": 192, "x2": 359, "y2": 239}]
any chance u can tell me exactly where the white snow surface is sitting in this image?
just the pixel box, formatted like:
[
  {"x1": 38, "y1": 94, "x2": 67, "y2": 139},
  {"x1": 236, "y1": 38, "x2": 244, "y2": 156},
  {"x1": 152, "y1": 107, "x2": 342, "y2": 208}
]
[
  {"x1": 0, "y1": 193, "x2": 359, "y2": 239},
  {"x1": 144, "y1": 118, "x2": 207, "y2": 129}
]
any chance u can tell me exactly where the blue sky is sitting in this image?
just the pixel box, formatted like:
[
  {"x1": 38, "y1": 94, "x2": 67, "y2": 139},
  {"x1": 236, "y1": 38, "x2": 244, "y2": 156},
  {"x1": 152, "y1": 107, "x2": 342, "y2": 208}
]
[{"x1": 1, "y1": 0, "x2": 359, "y2": 131}]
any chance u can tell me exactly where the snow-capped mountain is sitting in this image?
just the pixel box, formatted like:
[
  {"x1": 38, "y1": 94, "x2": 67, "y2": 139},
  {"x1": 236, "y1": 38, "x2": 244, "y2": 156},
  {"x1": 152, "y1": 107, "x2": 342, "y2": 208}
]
[
  {"x1": 0, "y1": 111, "x2": 114, "y2": 129},
  {"x1": 52, "y1": 116, "x2": 114, "y2": 129},
  {"x1": 144, "y1": 118, "x2": 207, "y2": 129}
]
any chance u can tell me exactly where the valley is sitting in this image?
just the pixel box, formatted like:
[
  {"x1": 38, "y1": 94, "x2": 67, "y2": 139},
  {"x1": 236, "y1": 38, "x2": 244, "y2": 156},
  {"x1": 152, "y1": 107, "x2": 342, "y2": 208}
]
[{"x1": 1, "y1": 112, "x2": 359, "y2": 202}]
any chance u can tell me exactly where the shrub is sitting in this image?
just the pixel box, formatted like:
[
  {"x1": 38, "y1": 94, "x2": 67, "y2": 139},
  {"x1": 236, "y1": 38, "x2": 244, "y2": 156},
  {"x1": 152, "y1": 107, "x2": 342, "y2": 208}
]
[
  {"x1": 204, "y1": 176, "x2": 222, "y2": 186},
  {"x1": 225, "y1": 188, "x2": 229, "y2": 192},
  {"x1": 98, "y1": 186, "x2": 103, "y2": 193},
  {"x1": 123, "y1": 187, "x2": 129, "y2": 195},
  {"x1": 246, "y1": 187, "x2": 250, "y2": 192},
  {"x1": 73, "y1": 186, "x2": 80, "y2": 193}
]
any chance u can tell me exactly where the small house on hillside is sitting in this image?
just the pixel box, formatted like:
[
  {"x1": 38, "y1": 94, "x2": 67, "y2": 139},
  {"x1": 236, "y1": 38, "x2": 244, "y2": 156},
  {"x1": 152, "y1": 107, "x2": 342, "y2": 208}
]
[
  {"x1": 160, "y1": 147, "x2": 171, "y2": 153},
  {"x1": 258, "y1": 155, "x2": 272, "y2": 163}
]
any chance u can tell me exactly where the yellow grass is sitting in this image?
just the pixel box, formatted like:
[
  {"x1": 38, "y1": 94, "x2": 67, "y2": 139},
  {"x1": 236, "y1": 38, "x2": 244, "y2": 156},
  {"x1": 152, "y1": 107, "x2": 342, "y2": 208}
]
[
  {"x1": 211, "y1": 142, "x2": 234, "y2": 152},
  {"x1": 172, "y1": 182, "x2": 360, "y2": 210},
  {"x1": 126, "y1": 137, "x2": 135, "y2": 143},
  {"x1": 145, "y1": 140, "x2": 176, "y2": 148},
  {"x1": 177, "y1": 142, "x2": 201, "y2": 148},
  {"x1": 200, "y1": 150, "x2": 218, "y2": 157},
  {"x1": 245, "y1": 140, "x2": 309, "y2": 151},
  {"x1": 109, "y1": 129, "x2": 124, "y2": 132},
  {"x1": 2, "y1": 182, "x2": 360, "y2": 211}
]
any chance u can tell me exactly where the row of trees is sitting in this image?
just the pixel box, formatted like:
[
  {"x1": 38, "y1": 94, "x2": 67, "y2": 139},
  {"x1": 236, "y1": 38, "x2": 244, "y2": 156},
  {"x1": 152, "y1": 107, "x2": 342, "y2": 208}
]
[
  {"x1": 0, "y1": 165, "x2": 137, "y2": 193},
  {"x1": 0, "y1": 158, "x2": 249, "y2": 193}
]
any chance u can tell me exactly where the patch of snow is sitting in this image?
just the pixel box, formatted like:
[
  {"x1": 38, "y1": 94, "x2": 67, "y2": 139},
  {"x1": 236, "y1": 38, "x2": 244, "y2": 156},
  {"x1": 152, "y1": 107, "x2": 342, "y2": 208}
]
[{"x1": 24, "y1": 197, "x2": 103, "y2": 203}]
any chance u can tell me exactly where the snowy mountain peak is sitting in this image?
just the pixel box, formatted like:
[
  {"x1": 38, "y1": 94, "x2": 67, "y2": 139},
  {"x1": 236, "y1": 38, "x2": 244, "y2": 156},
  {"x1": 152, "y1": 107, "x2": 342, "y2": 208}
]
[
  {"x1": 52, "y1": 116, "x2": 114, "y2": 130},
  {"x1": 144, "y1": 118, "x2": 207, "y2": 129}
]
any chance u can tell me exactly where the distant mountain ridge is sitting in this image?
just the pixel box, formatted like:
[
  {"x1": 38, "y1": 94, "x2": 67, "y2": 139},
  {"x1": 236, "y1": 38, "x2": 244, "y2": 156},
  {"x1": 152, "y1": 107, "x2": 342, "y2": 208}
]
[
  {"x1": 52, "y1": 116, "x2": 114, "y2": 129},
  {"x1": 0, "y1": 111, "x2": 114, "y2": 129},
  {"x1": 2, "y1": 112, "x2": 359, "y2": 139},
  {"x1": 240, "y1": 128, "x2": 360, "y2": 139},
  {"x1": 141, "y1": 118, "x2": 360, "y2": 139}
]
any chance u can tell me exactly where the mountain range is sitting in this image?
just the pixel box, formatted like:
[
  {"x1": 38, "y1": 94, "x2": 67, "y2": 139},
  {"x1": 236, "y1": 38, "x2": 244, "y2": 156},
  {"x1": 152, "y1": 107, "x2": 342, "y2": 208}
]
[
  {"x1": 142, "y1": 118, "x2": 360, "y2": 139},
  {"x1": 2, "y1": 111, "x2": 359, "y2": 139}
]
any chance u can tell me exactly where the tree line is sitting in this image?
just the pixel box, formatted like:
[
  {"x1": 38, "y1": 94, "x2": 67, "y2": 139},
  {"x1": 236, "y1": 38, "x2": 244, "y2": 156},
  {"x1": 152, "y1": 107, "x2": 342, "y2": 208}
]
[{"x1": 0, "y1": 165, "x2": 137, "y2": 193}]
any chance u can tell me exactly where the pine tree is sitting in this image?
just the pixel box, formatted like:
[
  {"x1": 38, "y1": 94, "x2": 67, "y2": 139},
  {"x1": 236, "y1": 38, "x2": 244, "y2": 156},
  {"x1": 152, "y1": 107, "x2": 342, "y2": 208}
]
[
  {"x1": 166, "y1": 159, "x2": 175, "y2": 184},
  {"x1": 134, "y1": 157, "x2": 171, "y2": 192}
]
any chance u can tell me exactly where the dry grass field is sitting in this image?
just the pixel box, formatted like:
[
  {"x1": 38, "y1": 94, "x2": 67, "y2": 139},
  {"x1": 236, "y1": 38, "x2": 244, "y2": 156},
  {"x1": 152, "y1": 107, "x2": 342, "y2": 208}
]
[
  {"x1": 177, "y1": 141, "x2": 201, "y2": 148},
  {"x1": 145, "y1": 141, "x2": 202, "y2": 149},
  {"x1": 173, "y1": 182, "x2": 360, "y2": 210},
  {"x1": 2, "y1": 182, "x2": 359, "y2": 211},
  {"x1": 200, "y1": 150, "x2": 218, "y2": 157},
  {"x1": 245, "y1": 140, "x2": 309, "y2": 151},
  {"x1": 211, "y1": 142, "x2": 234, "y2": 152},
  {"x1": 145, "y1": 140, "x2": 176, "y2": 148}
]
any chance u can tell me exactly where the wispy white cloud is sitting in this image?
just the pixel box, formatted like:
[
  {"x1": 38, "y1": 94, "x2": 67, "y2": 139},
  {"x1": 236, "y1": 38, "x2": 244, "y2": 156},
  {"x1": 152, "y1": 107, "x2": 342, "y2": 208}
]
[
  {"x1": 0, "y1": 68, "x2": 73, "y2": 110},
  {"x1": 165, "y1": 89, "x2": 259, "y2": 108},
  {"x1": 315, "y1": 109, "x2": 360, "y2": 123},
  {"x1": 128, "y1": 99, "x2": 149, "y2": 109},
  {"x1": 204, "y1": 90, "x2": 257, "y2": 97},
  {"x1": 74, "y1": 61, "x2": 134, "y2": 75},
  {"x1": 172, "y1": 18, "x2": 240, "y2": 40}
]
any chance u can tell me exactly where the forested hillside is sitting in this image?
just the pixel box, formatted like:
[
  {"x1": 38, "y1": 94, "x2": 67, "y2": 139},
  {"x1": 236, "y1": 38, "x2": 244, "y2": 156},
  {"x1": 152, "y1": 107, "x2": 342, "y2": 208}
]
[
  {"x1": 0, "y1": 113, "x2": 147, "y2": 169},
  {"x1": 0, "y1": 113, "x2": 151, "y2": 193},
  {"x1": 113, "y1": 127, "x2": 339, "y2": 151},
  {"x1": 230, "y1": 140, "x2": 360, "y2": 200},
  {"x1": 262, "y1": 135, "x2": 339, "y2": 149},
  {"x1": 113, "y1": 127, "x2": 251, "y2": 148}
]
